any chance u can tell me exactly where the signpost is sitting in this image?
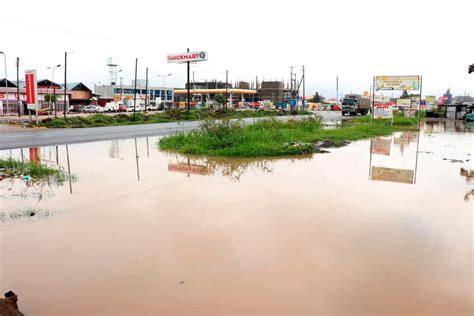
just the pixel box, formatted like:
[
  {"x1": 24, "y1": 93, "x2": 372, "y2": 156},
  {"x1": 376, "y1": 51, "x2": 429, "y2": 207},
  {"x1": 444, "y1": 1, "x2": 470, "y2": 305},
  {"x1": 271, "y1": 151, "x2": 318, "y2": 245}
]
[
  {"x1": 167, "y1": 50, "x2": 207, "y2": 111},
  {"x1": 25, "y1": 69, "x2": 38, "y2": 123}
]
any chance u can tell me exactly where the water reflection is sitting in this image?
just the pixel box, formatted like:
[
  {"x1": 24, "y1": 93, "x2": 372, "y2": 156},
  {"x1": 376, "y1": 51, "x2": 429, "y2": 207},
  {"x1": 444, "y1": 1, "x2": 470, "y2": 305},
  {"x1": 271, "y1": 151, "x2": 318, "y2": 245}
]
[
  {"x1": 0, "y1": 145, "x2": 76, "y2": 202},
  {"x1": 167, "y1": 154, "x2": 310, "y2": 181},
  {"x1": 369, "y1": 132, "x2": 420, "y2": 184}
]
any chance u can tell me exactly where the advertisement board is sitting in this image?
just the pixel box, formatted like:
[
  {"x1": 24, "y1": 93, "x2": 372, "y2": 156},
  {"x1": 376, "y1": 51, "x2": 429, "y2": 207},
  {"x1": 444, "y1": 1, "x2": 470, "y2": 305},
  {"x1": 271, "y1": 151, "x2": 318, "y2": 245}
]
[
  {"x1": 167, "y1": 51, "x2": 208, "y2": 63},
  {"x1": 396, "y1": 99, "x2": 411, "y2": 107},
  {"x1": 410, "y1": 95, "x2": 420, "y2": 110},
  {"x1": 375, "y1": 76, "x2": 420, "y2": 91},
  {"x1": 25, "y1": 69, "x2": 38, "y2": 110},
  {"x1": 373, "y1": 104, "x2": 393, "y2": 119},
  {"x1": 371, "y1": 166, "x2": 414, "y2": 184},
  {"x1": 425, "y1": 95, "x2": 436, "y2": 111}
]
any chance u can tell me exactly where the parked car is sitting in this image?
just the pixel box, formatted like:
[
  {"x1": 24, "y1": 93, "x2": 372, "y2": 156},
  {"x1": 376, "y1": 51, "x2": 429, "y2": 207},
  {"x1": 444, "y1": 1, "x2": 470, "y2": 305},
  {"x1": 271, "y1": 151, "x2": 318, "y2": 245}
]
[
  {"x1": 145, "y1": 103, "x2": 158, "y2": 111},
  {"x1": 79, "y1": 105, "x2": 89, "y2": 112},
  {"x1": 94, "y1": 106, "x2": 105, "y2": 113}
]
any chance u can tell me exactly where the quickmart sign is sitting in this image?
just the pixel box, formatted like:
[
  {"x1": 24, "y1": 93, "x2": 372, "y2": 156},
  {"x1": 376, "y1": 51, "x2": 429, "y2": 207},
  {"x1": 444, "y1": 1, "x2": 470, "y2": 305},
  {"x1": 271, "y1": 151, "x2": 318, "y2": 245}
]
[{"x1": 167, "y1": 51, "x2": 208, "y2": 63}]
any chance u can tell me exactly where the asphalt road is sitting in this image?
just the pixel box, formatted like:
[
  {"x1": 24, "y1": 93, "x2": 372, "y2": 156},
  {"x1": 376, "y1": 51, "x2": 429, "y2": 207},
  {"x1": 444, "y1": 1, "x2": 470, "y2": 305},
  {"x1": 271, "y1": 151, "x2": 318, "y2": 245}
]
[{"x1": 0, "y1": 112, "x2": 342, "y2": 150}]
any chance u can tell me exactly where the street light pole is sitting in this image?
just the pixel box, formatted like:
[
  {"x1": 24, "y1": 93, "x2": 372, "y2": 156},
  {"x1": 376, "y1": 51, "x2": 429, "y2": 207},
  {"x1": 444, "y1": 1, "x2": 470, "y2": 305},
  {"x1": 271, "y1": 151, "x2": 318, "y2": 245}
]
[
  {"x1": 16, "y1": 57, "x2": 20, "y2": 117},
  {"x1": 0, "y1": 52, "x2": 9, "y2": 120},
  {"x1": 51, "y1": 65, "x2": 61, "y2": 118},
  {"x1": 133, "y1": 57, "x2": 138, "y2": 116},
  {"x1": 64, "y1": 52, "x2": 67, "y2": 118}
]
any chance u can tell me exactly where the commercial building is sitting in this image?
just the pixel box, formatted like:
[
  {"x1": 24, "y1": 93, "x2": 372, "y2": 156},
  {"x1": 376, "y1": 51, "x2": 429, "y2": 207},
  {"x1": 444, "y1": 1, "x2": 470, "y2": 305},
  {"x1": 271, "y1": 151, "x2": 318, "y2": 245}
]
[
  {"x1": 94, "y1": 82, "x2": 174, "y2": 106},
  {"x1": 64, "y1": 82, "x2": 92, "y2": 107},
  {"x1": 0, "y1": 78, "x2": 72, "y2": 115}
]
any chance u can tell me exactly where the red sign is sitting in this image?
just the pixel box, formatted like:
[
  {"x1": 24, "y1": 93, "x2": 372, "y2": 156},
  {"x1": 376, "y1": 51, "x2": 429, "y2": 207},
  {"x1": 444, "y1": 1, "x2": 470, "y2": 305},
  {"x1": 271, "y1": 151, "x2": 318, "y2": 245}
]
[{"x1": 25, "y1": 70, "x2": 37, "y2": 104}]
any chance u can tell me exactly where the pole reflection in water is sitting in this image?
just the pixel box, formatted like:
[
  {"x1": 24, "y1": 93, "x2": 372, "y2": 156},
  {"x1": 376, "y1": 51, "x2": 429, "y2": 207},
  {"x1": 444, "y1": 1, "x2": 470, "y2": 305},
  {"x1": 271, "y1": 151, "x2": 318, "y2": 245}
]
[
  {"x1": 66, "y1": 144, "x2": 73, "y2": 194},
  {"x1": 146, "y1": 137, "x2": 150, "y2": 158},
  {"x1": 20, "y1": 148, "x2": 24, "y2": 163},
  {"x1": 135, "y1": 138, "x2": 140, "y2": 181},
  {"x1": 56, "y1": 145, "x2": 59, "y2": 166}
]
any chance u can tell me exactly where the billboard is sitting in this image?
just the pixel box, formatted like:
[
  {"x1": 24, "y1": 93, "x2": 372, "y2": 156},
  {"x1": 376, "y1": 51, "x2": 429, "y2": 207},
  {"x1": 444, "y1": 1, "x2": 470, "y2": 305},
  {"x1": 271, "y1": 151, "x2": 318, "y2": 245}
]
[
  {"x1": 425, "y1": 95, "x2": 436, "y2": 111},
  {"x1": 371, "y1": 166, "x2": 414, "y2": 184},
  {"x1": 167, "y1": 51, "x2": 208, "y2": 63},
  {"x1": 396, "y1": 99, "x2": 411, "y2": 107},
  {"x1": 373, "y1": 104, "x2": 393, "y2": 119},
  {"x1": 375, "y1": 76, "x2": 420, "y2": 91},
  {"x1": 25, "y1": 69, "x2": 38, "y2": 110}
]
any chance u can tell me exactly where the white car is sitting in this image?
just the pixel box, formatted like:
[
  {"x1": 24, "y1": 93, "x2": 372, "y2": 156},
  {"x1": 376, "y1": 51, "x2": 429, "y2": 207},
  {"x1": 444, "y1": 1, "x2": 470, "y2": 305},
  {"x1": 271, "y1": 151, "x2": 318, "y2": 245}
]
[{"x1": 145, "y1": 104, "x2": 158, "y2": 111}]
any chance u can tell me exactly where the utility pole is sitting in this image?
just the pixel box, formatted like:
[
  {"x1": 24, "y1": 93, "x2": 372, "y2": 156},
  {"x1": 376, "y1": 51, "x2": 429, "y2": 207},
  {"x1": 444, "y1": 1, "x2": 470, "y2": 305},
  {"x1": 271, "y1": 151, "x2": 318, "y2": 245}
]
[
  {"x1": 133, "y1": 57, "x2": 138, "y2": 116},
  {"x1": 336, "y1": 76, "x2": 339, "y2": 102},
  {"x1": 64, "y1": 52, "x2": 67, "y2": 118},
  {"x1": 16, "y1": 57, "x2": 20, "y2": 117},
  {"x1": 225, "y1": 70, "x2": 228, "y2": 110},
  {"x1": 302, "y1": 65, "x2": 305, "y2": 109},
  {"x1": 119, "y1": 76, "x2": 123, "y2": 104},
  {"x1": 145, "y1": 67, "x2": 149, "y2": 111},
  {"x1": 186, "y1": 48, "x2": 190, "y2": 111}
]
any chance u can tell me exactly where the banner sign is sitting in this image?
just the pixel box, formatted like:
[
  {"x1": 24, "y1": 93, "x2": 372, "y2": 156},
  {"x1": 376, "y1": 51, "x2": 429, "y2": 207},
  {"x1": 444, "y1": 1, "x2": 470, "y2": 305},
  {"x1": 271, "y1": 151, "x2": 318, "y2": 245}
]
[
  {"x1": 371, "y1": 138, "x2": 391, "y2": 156},
  {"x1": 25, "y1": 69, "x2": 38, "y2": 110},
  {"x1": 375, "y1": 75, "x2": 420, "y2": 91},
  {"x1": 371, "y1": 166, "x2": 414, "y2": 184},
  {"x1": 374, "y1": 103, "x2": 393, "y2": 119},
  {"x1": 396, "y1": 99, "x2": 411, "y2": 107},
  {"x1": 425, "y1": 95, "x2": 436, "y2": 111},
  {"x1": 167, "y1": 51, "x2": 208, "y2": 63},
  {"x1": 410, "y1": 95, "x2": 420, "y2": 110}
]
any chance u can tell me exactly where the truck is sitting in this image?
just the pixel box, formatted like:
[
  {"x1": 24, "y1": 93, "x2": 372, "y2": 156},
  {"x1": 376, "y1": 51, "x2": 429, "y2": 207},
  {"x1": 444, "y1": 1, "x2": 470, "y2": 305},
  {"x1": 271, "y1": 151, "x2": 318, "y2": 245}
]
[
  {"x1": 103, "y1": 101, "x2": 124, "y2": 113},
  {"x1": 341, "y1": 94, "x2": 370, "y2": 116}
]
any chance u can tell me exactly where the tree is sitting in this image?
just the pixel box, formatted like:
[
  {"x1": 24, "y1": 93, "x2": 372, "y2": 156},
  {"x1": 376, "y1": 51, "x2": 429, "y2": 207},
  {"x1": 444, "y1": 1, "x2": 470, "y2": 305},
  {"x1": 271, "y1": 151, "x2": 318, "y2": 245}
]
[
  {"x1": 44, "y1": 94, "x2": 57, "y2": 103},
  {"x1": 401, "y1": 90, "x2": 409, "y2": 98},
  {"x1": 312, "y1": 92, "x2": 324, "y2": 103},
  {"x1": 214, "y1": 93, "x2": 228, "y2": 109}
]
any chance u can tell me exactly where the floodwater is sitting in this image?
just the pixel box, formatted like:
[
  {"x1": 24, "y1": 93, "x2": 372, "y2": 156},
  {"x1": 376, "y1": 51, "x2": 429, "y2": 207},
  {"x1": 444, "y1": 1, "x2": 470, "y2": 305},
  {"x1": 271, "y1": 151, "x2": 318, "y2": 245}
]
[{"x1": 0, "y1": 120, "x2": 472, "y2": 316}]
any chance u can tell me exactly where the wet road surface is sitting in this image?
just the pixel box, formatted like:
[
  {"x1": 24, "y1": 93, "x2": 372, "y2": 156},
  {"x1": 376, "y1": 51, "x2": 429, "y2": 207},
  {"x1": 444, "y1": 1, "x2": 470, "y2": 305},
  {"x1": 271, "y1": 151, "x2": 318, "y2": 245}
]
[{"x1": 0, "y1": 112, "x2": 342, "y2": 150}]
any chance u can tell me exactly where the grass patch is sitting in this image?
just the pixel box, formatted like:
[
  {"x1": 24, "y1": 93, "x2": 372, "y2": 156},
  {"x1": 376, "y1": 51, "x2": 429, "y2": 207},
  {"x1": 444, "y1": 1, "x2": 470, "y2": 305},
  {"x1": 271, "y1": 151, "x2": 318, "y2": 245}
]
[
  {"x1": 159, "y1": 116, "x2": 418, "y2": 158},
  {"x1": 36, "y1": 109, "x2": 309, "y2": 128},
  {"x1": 0, "y1": 158, "x2": 70, "y2": 183}
]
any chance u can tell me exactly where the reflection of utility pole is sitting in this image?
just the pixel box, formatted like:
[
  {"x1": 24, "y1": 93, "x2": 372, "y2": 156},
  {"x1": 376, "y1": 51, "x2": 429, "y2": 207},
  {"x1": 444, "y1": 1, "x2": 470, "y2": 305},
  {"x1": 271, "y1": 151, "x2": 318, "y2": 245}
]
[
  {"x1": 146, "y1": 137, "x2": 150, "y2": 158},
  {"x1": 66, "y1": 145, "x2": 72, "y2": 194},
  {"x1": 134, "y1": 138, "x2": 140, "y2": 181}
]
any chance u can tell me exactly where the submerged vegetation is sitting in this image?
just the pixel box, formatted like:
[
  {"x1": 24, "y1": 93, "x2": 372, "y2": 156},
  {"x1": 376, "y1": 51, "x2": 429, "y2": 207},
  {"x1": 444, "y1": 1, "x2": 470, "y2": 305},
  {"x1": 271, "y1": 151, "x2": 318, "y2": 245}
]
[
  {"x1": 0, "y1": 158, "x2": 70, "y2": 183},
  {"x1": 35, "y1": 109, "x2": 309, "y2": 128},
  {"x1": 159, "y1": 115, "x2": 419, "y2": 158}
]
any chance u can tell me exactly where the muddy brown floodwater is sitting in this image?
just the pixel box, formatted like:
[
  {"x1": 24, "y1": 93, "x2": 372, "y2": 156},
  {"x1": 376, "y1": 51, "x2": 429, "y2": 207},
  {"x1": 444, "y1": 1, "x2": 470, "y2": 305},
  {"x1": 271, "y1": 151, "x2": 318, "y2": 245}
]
[{"x1": 0, "y1": 120, "x2": 473, "y2": 316}]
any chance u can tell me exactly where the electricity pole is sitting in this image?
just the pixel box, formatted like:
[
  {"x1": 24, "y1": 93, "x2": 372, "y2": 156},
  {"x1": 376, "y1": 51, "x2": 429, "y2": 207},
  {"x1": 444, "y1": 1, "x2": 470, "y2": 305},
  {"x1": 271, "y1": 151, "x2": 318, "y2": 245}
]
[
  {"x1": 225, "y1": 70, "x2": 228, "y2": 109},
  {"x1": 145, "y1": 67, "x2": 149, "y2": 111},
  {"x1": 16, "y1": 57, "x2": 20, "y2": 117},
  {"x1": 64, "y1": 52, "x2": 67, "y2": 118},
  {"x1": 133, "y1": 57, "x2": 138, "y2": 116},
  {"x1": 186, "y1": 48, "x2": 190, "y2": 111}
]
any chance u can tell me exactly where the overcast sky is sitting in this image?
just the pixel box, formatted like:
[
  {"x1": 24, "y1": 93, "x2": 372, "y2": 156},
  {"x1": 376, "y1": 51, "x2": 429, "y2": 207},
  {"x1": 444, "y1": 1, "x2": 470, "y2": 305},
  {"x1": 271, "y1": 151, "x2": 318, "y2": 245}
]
[{"x1": 1, "y1": 0, "x2": 473, "y2": 98}]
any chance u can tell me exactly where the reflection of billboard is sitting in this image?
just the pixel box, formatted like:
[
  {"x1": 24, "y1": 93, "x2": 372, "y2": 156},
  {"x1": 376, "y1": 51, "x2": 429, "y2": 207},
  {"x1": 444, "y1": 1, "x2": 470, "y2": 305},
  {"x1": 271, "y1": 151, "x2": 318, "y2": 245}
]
[
  {"x1": 375, "y1": 76, "x2": 420, "y2": 91},
  {"x1": 371, "y1": 138, "x2": 391, "y2": 155},
  {"x1": 394, "y1": 132, "x2": 415, "y2": 145},
  {"x1": 371, "y1": 166, "x2": 414, "y2": 184},
  {"x1": 168, "y1": 163, "x2": 209, "y2": 175}
]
